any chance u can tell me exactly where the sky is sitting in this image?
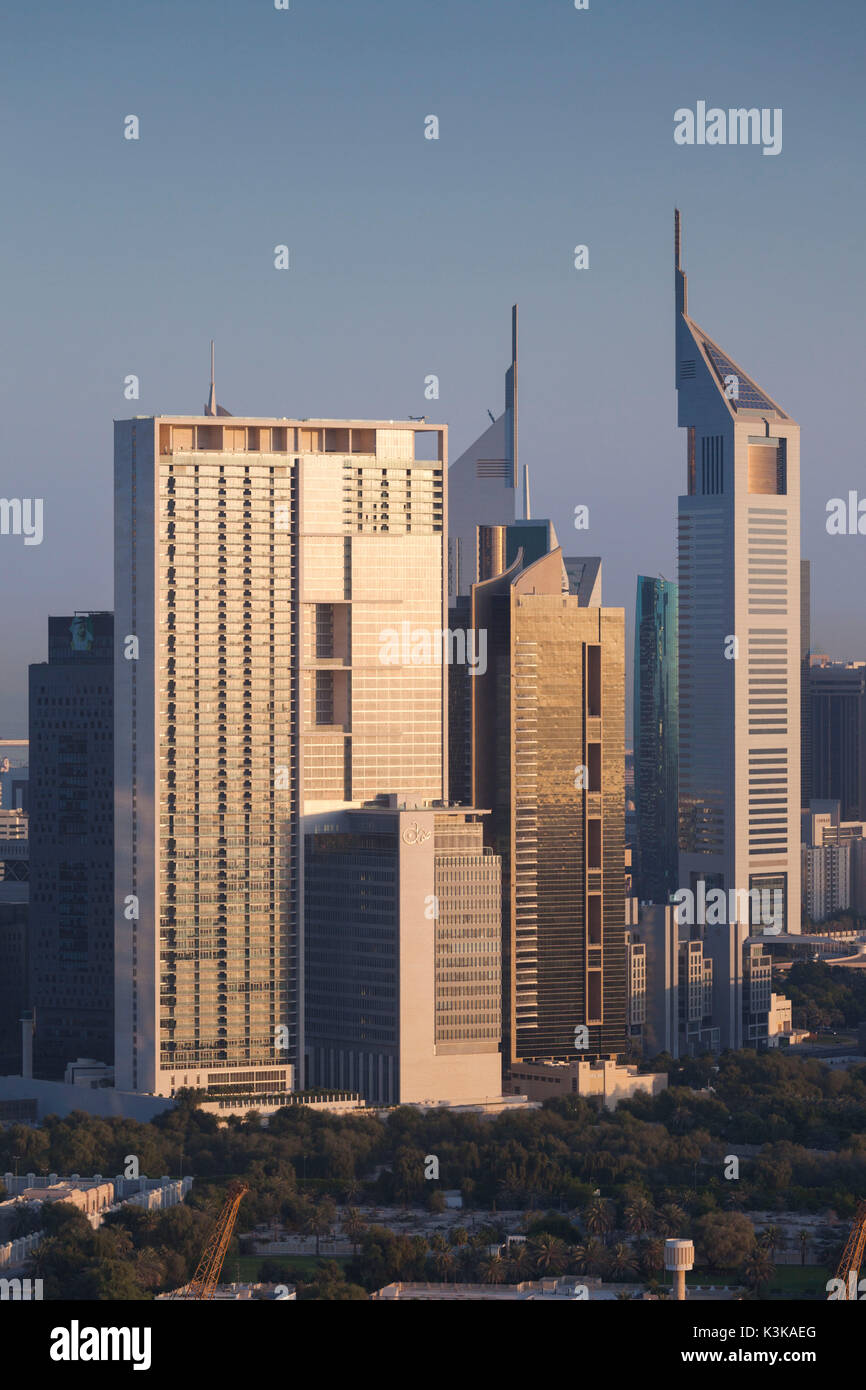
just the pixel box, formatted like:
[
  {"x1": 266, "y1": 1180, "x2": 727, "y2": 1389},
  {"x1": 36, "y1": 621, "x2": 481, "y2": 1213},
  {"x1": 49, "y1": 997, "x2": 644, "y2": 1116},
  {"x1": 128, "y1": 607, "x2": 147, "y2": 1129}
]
[{"x1": 1, "y1": 0, "x2": 864, "y2": 736}]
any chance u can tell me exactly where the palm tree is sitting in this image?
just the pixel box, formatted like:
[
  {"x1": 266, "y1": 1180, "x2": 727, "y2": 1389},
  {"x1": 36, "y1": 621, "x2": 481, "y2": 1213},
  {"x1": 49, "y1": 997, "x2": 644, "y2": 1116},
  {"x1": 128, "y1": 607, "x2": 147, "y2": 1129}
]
[
  {"x1": 584, "y1": 1197, "x2": 615, "y2": 1243},
  {"x1": 341, "y1": 1207, "x2": 366, "y2": 1256},
  {"x1": 624, "y1": 1196, "x2": 656, "y2": 1235},
  {"x1": 640, "y1": 1238, "x2": 665, "y2": 1277},
  {"x1": 432, "y1": 1248, "x2": 457, "y2": 1284},
  {"x1": 304, "y1": 1200, "x2": 335, "y2": 1256},
  {"x1": 479, "y1": 1254, "x2": 506, "y2": 1285},
  {"x1": 759, "y1": 1225, "x2": 780, "y2": 1260},
  {"x1": 658, "y1": 1203, "x2": 688, "y2": 1237},
  {"x1": 744, "y1": 1246, "x2": 775, "y2": 1293},
  {"x1": 507, "y1": 1242, "x2": 535, "y2": 1282},
  {"x1": 582, "y1": 1237, "x2": 610, "y2": 1278},
  {"x1": 609, "y1": 1242, "x2": 638, "y2": 1279},
  {"x1": 532, "y1": 1233, "x2": 570, "y2": 1275},
  {"x1": 343, "y1": 1178, "x2": 362, "y2": 1205}
]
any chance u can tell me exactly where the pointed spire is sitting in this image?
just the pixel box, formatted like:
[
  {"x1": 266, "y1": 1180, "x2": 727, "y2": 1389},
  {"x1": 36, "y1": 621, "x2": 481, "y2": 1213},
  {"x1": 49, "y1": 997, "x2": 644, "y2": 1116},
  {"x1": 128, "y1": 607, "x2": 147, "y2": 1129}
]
[
  {"x1": 205, "y1": 340, "x2": 217, "y2": 417},
  {"x1": 505, "y1": 304, "x2": 518, "y2": 490},
  {"x1": 675, "y1": 209, "x2": 687, "y2": 316}
]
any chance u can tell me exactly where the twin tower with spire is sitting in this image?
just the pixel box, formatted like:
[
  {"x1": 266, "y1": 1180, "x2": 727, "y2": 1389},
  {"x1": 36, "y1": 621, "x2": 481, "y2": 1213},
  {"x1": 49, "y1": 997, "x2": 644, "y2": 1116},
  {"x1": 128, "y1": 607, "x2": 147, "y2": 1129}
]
[{"x1": 447, "y1": 214, "x2": 802, "y2": 1061}]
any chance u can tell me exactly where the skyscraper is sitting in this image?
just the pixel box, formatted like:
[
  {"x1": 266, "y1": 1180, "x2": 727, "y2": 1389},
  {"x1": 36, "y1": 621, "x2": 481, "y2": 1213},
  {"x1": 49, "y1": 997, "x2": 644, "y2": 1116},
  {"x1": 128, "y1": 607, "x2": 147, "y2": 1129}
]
[
  {"x1": 468, "y1": 543, "x2": 626, "y2": 1068},
  {"x1": 800, "y1": 559, "x2": 812, "y2": 804},
  {"x1": 114, "y1": 412, "x2": 446, "y2": 1102},
  {"x1": 28, "y1": 613, "x2": 114, "y2": 1077},
  {"x1": 0, "y1": 811, "x2": 28, "y2": 1075},
  {"x1": 633, "y1": 575, "x2": 679, "y2": 903},
  {"x1": 808, "y1": 661, "x2": 866, "y2": 821},
  {"x1": 675, "y1": 211, "x2": 801, "y2": 934},
  {"x1": 448, "y1": 307, "x2": 520, "y2": 598}
]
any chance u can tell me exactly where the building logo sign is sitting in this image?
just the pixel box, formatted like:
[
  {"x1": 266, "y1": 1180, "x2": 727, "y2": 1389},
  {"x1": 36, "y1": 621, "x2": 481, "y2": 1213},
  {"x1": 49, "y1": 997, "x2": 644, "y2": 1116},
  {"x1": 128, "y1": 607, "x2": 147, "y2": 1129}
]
[{"x1": 402, "y1": 822, "x2": 431, "y2": 846}]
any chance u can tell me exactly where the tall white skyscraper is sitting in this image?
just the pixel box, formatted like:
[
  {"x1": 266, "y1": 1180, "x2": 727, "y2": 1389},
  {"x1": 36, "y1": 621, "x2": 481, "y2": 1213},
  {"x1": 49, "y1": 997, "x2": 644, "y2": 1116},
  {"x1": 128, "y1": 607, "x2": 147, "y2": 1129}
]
[
  {"x1": 114, "y1": 410, "x2": 446, "y2": 1101},
  {"x1": 675, "y1": 210, "x2": 801, "y2": 938}
]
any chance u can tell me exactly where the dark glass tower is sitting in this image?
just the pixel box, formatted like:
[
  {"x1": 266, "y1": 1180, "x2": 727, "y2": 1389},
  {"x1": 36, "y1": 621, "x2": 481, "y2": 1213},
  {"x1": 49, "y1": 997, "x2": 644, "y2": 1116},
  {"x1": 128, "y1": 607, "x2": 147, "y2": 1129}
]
[
  {"x1": 633, "y1": 576, "x2": 679, "y2": 903},
  {"x1": 809, "y1": 662, "x2": 866, "y2": 820},
  {"x1": 28, "y1": 612, "x2": 114, "y2": 1077}
]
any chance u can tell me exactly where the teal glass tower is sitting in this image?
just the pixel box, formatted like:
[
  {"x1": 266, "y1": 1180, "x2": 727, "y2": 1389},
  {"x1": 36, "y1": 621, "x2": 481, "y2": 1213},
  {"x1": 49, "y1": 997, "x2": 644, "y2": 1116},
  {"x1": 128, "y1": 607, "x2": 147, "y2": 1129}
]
[{"x1": 634, "y1": 576, "x2": 679, "y2": 903}]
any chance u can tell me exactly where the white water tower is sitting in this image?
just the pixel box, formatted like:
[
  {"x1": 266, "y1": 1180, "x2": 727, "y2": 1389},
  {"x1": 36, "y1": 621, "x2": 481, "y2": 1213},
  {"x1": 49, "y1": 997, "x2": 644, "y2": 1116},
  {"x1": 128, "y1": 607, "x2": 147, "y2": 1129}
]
[{"x1": 664, "y1": 1238, "x2": 695, "y2": 1301}]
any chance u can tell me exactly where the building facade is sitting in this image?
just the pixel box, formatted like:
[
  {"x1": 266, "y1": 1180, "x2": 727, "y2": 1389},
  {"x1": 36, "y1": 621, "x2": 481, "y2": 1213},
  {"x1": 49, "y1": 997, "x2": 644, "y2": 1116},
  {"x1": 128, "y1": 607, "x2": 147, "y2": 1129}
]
[
  {"x1": 0, "y1": 819, "x2": 28, "y2": 1076},
  {"x1": 808, "y1": 661, "x2": 866, "y2": 822},
  {"x1": 633, "y1": 575, "x2": 679, "y2": 903},
  {"x1": 114, "y1": 414, "x2": 446, "y2": 1100},
  {"x1": 469, "y1": 544, "x2": 626, "y2": 1069},
  {"x1": 28, "y1": 614, "x2": 114, "y2": 1077},
  {"x1": 304, "y1": 801, "x2": 501, "y2": 1104},
  {"x1": 675, "y1": 210, "x2": 801, "y2": 935}
]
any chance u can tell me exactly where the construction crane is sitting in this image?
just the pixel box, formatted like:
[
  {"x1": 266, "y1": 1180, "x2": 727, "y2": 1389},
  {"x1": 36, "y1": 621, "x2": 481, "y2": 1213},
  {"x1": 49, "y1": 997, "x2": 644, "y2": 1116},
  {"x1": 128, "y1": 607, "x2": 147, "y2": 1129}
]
[
  {"x1": 173, "y1": 1182, "x2": 248, "y2": 1301},
  {"x1": 832, "y1": 1199, "x2": 866, "y2": 1300}
]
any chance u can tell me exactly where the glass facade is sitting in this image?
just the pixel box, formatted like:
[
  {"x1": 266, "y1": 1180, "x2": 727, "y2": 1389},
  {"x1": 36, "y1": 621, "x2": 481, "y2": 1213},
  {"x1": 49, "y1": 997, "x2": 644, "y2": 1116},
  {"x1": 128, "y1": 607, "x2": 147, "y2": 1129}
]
[
  {"x1": 633, "y1": 576, "x2": 679, "y2": 903},
  {"x1": 28, "y1": 612, "x2": 114, "y2": 1077},
  {"x1": 471, "y1": 550, "x2": 626, "y2": 1067}
]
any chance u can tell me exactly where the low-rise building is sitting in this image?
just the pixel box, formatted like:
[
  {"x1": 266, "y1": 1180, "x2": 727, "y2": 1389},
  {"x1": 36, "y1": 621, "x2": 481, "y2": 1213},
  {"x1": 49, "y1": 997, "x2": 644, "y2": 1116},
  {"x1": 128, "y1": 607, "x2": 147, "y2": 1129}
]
[{"x1": 505, "y1": 1058, "x2": 666, "y2": 1109}]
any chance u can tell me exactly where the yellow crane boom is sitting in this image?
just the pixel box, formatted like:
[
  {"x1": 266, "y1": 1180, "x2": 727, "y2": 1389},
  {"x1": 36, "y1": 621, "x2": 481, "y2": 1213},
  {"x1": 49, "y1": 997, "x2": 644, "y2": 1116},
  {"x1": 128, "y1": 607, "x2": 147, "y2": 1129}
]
[{"x1": 174, "y1": 1182, "x2": 248, "y2": 1301}]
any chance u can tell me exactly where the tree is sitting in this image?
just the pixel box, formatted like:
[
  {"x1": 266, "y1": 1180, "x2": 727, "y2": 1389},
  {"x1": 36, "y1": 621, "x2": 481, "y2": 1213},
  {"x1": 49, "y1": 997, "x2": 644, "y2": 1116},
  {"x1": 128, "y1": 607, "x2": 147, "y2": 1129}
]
[
  {"x1": 584, "y1": 1197, "x2": 615, "y2": 1243},
  {"x1": 432, "y1": 1248, "x2": 456, "y2": 1283},
  {"x1": 744, "y1": 1246, "x2": 775, "y2": 1292},
  {"x1": 342, "y1": 1207, "x2": 366, "y2": 1256},
  {"x1": 639, "y1": 1238, "x2": 665, "y2": 1276},
  {"x1": 133, "y1": 1247, "x2": 166, "y2": 1291},
  {"x1": 609, "y1": 1242, "x2": 638, "y2": 1279},
  {"x1": 576, "y1": 1237, "x2": 609, "y2": 1278},
  {"x1": 479, "y1": 1254, "x2": 506, "y2": 1285},
  {"x1": 758, "y1": 1225, "x2": 781, "y2": 1259},
  {"x1": 507, "y1": 1243, "x2": 535, "y2": 1282},
  {"x1": 531, "y1": 1233, "x2": 569, "y2": 1275},
  {"x1": 658, "y1": 1203, "x2": 688, "y2": 1237},
  {"x1": 694, "y1": 1212, "x2": 756, "y2": 1271},
  {"x1": 624, "y1": 1195, "x2": 656, "y2": 1235},
  {"x1": 304, "y1": 1198, "x2": 336, "y2": 1256}
]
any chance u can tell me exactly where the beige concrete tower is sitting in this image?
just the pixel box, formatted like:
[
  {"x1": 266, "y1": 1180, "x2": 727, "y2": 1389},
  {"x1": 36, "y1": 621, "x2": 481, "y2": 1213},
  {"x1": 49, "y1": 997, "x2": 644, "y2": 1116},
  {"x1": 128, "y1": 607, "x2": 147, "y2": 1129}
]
[{"x1": 114, "y1": 412, "x2": 446, "y2": 1101}]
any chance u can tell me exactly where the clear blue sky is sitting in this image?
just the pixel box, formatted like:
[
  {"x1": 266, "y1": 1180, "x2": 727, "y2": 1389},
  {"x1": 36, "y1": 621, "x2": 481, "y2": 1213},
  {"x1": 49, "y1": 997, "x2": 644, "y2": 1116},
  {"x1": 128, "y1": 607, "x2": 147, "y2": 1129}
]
[{"x1": 1, "y1": 0, "x2": 864, "y2": 734}]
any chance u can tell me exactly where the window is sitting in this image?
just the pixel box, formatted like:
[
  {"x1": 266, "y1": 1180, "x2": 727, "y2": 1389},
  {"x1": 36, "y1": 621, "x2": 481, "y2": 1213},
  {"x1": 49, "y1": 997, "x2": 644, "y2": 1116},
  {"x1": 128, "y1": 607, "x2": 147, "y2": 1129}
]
[{"x1": 586, "y1": 646, "x2": 602, "y2": 717}]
